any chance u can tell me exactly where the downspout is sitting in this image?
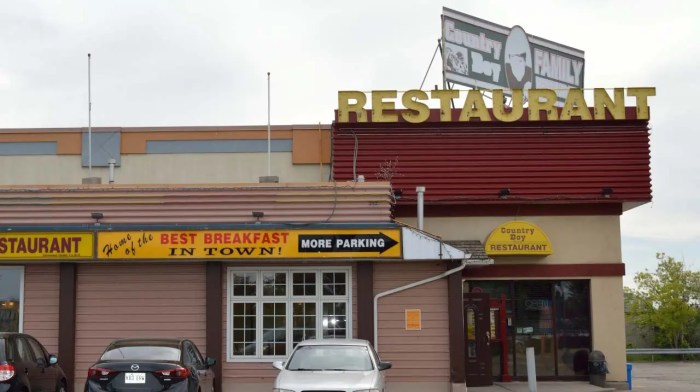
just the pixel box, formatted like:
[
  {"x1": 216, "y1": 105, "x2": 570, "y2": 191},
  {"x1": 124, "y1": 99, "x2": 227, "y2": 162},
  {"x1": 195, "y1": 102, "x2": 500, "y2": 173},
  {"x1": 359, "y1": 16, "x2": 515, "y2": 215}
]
[{"x1": 373, "y1": 259, "x2": 468, "y2": 351}]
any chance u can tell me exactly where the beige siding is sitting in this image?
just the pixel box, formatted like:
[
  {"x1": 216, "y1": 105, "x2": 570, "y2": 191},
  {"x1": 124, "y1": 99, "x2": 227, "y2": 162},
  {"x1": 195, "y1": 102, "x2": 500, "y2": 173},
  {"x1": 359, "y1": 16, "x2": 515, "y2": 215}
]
[
  {"x1": 23, "y1": 264, "x2": 60, "y2": 354},
  {"x1": 591, "y1": 276, "x2": 626, "y2": 383},
  {"x1": 375, "y1": 262, "x2": 450, "y2": 383},
  {"x1": 408, "y1": 215, "x2": 622, "y2": 264},
  {"x1": 74, "y1": 263, "x2": 206, "y2": 388},
  {"x1": 220, "y1": 263, "x2": 357, "y2": 390}
]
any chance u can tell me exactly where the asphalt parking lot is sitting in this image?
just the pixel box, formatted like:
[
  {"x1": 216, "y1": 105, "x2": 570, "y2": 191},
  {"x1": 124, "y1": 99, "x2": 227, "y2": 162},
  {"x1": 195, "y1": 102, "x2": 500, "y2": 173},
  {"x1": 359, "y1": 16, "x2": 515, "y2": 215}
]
[{"x1": 630, "y1": 361, "x2": 700, "y2": 391}]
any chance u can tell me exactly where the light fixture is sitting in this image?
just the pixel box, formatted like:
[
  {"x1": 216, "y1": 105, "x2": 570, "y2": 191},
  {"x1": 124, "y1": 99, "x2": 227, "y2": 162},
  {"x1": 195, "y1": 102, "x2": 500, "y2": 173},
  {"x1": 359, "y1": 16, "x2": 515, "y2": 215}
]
[
  {"x1": 601, "y1": 187, "x2": 614, "y2": 198},
  {"x1": 91, "y1": 212, "x2": 104, "y2": 225},
  {"x1": 499, "y1": 188, "x2": 511, "y2": 199},
  {"x1": 252, "y1": 211, "x2": 264, "y2": 224}
]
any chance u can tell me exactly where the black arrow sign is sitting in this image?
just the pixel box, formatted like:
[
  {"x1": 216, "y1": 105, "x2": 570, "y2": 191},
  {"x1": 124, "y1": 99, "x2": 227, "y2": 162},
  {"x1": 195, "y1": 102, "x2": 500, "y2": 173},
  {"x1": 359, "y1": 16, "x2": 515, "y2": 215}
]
[{"x1": 298, "y1": 233, "x2": 399, "y2": 254}]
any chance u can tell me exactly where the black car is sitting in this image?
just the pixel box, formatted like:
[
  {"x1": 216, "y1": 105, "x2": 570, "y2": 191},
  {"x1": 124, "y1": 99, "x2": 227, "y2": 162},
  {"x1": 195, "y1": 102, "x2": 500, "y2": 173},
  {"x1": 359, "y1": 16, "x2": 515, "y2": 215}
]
[
  {"x1": 85, "y1": 338, "x2": 215, "y2": 392},
  {"x1": 0, "y1": 332, "x2": 67, "y2": 392}
]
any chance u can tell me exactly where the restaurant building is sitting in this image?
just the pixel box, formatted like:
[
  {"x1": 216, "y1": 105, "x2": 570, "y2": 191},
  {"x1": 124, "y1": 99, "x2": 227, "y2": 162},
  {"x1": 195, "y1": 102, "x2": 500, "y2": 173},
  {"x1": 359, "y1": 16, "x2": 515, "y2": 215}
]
[{"x1": 1, "y1": 86, "x2": 655, "y2": 391}]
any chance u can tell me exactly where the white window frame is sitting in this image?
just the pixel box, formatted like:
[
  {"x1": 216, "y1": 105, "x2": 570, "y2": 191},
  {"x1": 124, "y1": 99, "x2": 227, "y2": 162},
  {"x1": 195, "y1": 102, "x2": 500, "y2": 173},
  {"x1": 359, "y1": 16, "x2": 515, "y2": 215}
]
[
  {"x1": 0, "y1": 266, "x2": 25, "y2": 333},
  {"x1": 226, "y1": 266, "x2": 352, "y2": 362}
]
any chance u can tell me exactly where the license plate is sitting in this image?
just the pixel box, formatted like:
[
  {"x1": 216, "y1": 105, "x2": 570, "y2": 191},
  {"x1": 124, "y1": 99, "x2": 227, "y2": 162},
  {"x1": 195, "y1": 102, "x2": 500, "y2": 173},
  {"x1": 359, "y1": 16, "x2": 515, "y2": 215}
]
[{"x1": 125, "y1": 372, "x2": 146, "y2": 384}]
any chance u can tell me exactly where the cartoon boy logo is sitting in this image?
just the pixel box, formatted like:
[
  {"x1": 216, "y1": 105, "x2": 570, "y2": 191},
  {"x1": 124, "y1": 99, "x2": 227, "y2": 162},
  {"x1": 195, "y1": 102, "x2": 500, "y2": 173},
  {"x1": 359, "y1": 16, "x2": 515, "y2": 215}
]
[
  {"x1": 445, "y1": 44, "x2": 468, "y2": 76},
  {"x1": 504, "y1": 26, "x2": 533, "y2": 90}
]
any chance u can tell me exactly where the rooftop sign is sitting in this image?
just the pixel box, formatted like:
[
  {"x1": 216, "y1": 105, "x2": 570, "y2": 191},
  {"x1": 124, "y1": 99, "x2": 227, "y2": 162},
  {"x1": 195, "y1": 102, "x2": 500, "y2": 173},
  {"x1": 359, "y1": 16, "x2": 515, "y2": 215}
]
[
  {"x1": 336, "y1": 88, "x2": 655, "y2": 123},
  {"x1": 442, "y1": 7, "x2": 585, "y2": 103}
]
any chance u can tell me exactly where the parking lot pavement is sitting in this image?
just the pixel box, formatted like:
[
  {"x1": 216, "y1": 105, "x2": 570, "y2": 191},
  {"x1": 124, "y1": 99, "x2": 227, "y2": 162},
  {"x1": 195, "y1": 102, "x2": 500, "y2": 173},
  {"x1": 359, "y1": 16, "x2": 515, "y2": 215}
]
[
  {"x1": 468, "y1": 381, "x2": 614, "y2": 391},
  {"x1": 467, "y1": 361, "x2": 700, "y2": 391},
  {"x1": 630, "y1": 361, "x2": 700, "y2": 391}
]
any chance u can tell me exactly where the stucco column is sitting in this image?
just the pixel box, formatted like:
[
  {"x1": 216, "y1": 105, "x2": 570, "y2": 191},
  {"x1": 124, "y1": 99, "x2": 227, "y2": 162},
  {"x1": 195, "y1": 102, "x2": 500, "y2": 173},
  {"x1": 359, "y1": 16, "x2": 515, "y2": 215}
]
[{"x1": 591, "y1": 276, "x2": 626, "y2": 383}]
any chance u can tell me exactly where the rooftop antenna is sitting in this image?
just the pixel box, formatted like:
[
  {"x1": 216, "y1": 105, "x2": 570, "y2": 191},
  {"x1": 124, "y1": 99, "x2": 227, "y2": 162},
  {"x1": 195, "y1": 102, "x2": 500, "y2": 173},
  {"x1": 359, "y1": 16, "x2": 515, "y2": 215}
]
[
  {"x1": 88, "y1": 53, "x2": 93, "y2": 175},
  {"x1": 267, "y1": 71, "x2": 271, "y2": 177},
  {"x1": 258, "y1": 72, "x2": 278, "y2": 184}
]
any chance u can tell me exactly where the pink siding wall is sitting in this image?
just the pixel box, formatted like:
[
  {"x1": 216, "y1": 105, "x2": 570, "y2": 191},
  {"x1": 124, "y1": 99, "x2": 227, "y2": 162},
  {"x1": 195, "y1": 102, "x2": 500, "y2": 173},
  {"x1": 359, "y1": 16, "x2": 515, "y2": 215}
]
[
  {"x1": 220, "y1": 263, "x2": 357, "y2": 386},
  {"x1": 375, "y1": 261, "x2": 450, "y2": 382},
  {"x1": 23, "y1": 264, "x2": 60, "y2": 354},
  {"x1": 73, "y1": 263, "x2": 206, "y2": 388},
  {"x1": 0, "y1": 182, "x2": 392, "y2": 225}
]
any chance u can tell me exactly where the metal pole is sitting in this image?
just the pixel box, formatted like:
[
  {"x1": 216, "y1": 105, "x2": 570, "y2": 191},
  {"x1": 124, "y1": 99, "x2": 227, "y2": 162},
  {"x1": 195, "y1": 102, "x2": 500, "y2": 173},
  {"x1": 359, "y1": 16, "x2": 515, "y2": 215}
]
[
  {"x1": 416, "y1": 186, "x2": 425, "y2": 230},
  {"x1": 267, "y1": 72, "x2": 271, "y2": 176},
  {"x1": 527, "y1": 347, "x2": 537, "y2": 392},
  {"x1": 108, "y1": 159, "x2": 115, "y2": 184},
  {"x1": 88, "y1": 53, "x2": 92, "y2": 175}
]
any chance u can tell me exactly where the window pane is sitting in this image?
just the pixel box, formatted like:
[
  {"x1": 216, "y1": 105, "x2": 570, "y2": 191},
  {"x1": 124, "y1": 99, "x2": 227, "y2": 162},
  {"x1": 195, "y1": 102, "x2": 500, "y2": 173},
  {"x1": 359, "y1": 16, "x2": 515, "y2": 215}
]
[
  {"x1": 292, "y1": 272, "x2": 316, "y2": 296},
  {"x1": 233, "y1": 272, "x2": 257, "y2": 297},
  {"x1": 514, "y1": 282, "x2": 555, "y2": 377},
  {"x1": 322, "y1": 272, "x2": 346, "y2": 296},
  {"x1": 322, "y1": 302, "x2": 347, "y2": 338},
  {"x1": 263, "y1": 272, "x2": 286, "y2": 297},
  {"x1": 232, "y1": 303, "x2": 256, "y2": 356},
  {"x1": 555, "y1": 280, "x2": 591, "y2": 376},
  {"x1": 0, "y1": 268, "x2": 22, "y2": 333},
  {"x1": 292, "y1": 302, "x2": 316, "y2": 347},
  {"x1": 466, "y1": 308, "x2": 476, "y2": 358},
  {"x1": 262, "y1": 302, "x2": 286, "y2": 356}
]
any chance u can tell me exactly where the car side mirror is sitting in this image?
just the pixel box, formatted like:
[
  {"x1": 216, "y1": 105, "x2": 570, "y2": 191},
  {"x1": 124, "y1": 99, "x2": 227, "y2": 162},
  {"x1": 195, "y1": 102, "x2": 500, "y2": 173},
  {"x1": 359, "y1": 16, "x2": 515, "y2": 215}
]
[
  {"x1": 48, "y1": 354, "x2": 58, "y2": 366},
  {"x1": 272, "y1": 361, "x2": 285, "y2": 370},
  {"x1": 378, "y1": 361, "x2": 392, "y2": 371},
  {"x1": 206, "y1": 357, "x2": 216, "y2": 368}
]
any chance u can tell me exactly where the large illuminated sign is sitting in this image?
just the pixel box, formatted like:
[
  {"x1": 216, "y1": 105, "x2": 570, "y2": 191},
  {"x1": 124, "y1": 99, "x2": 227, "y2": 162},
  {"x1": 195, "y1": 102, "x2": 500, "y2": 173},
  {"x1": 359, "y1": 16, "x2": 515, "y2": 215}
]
[{"x1": 336, "y1": 88, "x2": 655, "y2": 123}]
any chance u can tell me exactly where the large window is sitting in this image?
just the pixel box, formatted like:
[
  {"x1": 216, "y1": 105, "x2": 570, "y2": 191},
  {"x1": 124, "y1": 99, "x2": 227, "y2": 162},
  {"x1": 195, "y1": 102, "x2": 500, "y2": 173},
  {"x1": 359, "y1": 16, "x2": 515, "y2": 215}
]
[
  {"x1": 227, "y1": 267, "x2": 351, "y2": 361},
  {"x1": 464, "y1": 279, "x2": 591, "y2": 379},
  {"x1": 0, "y1": 267, "x2": 23, "y2": 332}
]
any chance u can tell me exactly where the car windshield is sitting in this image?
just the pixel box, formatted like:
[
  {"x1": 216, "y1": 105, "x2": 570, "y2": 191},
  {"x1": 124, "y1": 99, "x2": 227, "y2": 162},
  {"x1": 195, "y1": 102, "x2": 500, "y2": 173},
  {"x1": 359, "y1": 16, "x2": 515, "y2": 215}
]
[
  {"x1": 286, "y1": 345, "x2": 373, "y2": 371},
  {"x1": 100, "y1": 345, "x2": 180, "y2": 361}
]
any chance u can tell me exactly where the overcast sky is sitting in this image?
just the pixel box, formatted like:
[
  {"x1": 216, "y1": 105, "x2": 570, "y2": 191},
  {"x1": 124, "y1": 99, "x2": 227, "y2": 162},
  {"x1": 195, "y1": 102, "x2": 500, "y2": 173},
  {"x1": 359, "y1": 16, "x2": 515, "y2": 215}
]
[{"x1": 1, "y1": 0, "x2": 698, "y2": 286}]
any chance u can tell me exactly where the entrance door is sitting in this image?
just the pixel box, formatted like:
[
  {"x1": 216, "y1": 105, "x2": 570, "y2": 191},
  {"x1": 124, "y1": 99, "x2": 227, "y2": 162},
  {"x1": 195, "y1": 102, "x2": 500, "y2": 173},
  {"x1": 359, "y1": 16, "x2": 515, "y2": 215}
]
[{"x1": 464, "y1": 292, "x2": 492, "y2": 387}]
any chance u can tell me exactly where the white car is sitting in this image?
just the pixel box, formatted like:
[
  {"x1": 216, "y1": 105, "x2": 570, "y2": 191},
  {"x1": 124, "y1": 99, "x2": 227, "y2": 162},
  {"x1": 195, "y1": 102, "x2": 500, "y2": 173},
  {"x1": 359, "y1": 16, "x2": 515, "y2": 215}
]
[{"x1": 272, "y1": 339, "x2": 392, "y2": 392}]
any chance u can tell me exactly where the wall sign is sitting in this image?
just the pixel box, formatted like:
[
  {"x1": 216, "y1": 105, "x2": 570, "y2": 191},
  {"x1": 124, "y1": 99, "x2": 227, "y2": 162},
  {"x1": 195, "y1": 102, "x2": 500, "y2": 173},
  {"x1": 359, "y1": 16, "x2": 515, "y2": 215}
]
[
  {"x1": 97, "y1": 229, "x2": 402, "y2": 260},
  {"x1": 0, "y1": 233, "x2": 94, "y2": 260},
  {"x1": 484, "y1": 221, "x2": 552, "y2": 256},
  {"x1": 405, "y1": 309, "x2": 422, "y2": 331}
]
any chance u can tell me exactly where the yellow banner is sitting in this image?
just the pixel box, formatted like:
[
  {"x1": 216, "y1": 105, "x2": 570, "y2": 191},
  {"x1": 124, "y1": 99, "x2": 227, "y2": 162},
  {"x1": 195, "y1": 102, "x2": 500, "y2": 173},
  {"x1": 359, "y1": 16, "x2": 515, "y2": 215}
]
[
  {"x1": 484, "y1": 221, "x2": 552, "y2": 256},
  {"x1": 97, "y1": 229, "x2": 402, "y2": 259},
  {"x1": 0, "y1": 233, "x2": 94, "y2": 259}
]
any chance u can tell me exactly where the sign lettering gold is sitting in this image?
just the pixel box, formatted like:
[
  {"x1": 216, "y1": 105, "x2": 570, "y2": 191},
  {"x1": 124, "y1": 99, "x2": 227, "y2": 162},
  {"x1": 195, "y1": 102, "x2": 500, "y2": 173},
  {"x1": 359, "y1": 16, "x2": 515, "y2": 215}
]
[{"x1": 337, "y1": 88, "x2": 656, "y2": 123}]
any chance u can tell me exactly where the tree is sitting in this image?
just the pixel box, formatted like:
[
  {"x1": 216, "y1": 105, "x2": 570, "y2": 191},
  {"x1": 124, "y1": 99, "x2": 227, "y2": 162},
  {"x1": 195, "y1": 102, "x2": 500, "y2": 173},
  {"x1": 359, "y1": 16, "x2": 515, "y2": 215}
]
[{"x1": 625, "y1": 253, "x2": 700, "y2": 348}]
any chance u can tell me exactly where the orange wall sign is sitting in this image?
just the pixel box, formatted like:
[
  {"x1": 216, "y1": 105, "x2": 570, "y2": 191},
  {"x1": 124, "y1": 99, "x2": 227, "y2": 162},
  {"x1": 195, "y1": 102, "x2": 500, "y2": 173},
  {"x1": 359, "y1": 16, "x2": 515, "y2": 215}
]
[
  {"x1": 484, "y1": 221, "x2": 552, "y2": 256},
  {"x1": 97, "y1": 229, "x2": 402, "y2": 260},
  {"x1": 0, "y1": 232, "x2": 94, "y2": 260},
  {"x1": 405, "y1": 309, "x2": 422, "y2": 331}
]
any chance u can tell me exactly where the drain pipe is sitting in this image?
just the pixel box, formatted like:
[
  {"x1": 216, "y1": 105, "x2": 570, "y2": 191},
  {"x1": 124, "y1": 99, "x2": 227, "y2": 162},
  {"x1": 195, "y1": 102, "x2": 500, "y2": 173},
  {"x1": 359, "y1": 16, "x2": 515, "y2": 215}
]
[
  {"x1": 374, "y1": 259, "x2": 467, "y2": 351},
  {"x1": 416, "y1": 186, "x2": 425, "y2": 230},
  {"x1": 108, "y1": 159, "x2": 116, "y2": 184}
]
